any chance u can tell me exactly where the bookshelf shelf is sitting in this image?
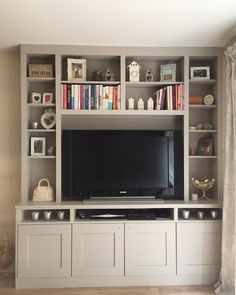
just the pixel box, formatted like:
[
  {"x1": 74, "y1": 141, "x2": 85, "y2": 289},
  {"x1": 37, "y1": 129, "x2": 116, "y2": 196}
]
[
  {"x1": 26, "y1": 77, "x2": 55, "y2": 82},
  {"x1": 189, "y1": 105, "x2": 217, "y2": 109},
  {"x1": 189, "y1": 79, "x2": 217, "y2": 85},
  {"x1": 189, "y1": 156, "x2": 218, "y2": 159},
  {"x1": 27, "y1": 156, "x2": 56, "y2": 159},
  {"x1": 189, "y1": 129, "x2": 217, "y2": 133},
  {"x1": 61, "y1": 80, "x2": 120, "y2": 85},
  {"x1": 27, "y1": 103, "x2": 56, "y2": 108},
  {"x1": 126, "y1": 81, "x2": 184, "y2": 88},
  {"x1": 27, "y1": 129, "x2": 56, "y2": 132}
]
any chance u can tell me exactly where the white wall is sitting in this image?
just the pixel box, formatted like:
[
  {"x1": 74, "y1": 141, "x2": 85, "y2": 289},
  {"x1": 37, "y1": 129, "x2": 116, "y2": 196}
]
[{"x1": 0, "y1": 47, "x2": 21, "y2": 242}]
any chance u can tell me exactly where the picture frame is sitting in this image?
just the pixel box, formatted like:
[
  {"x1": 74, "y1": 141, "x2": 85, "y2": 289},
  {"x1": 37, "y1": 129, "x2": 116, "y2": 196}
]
[
  {"x1": 42, "y1": 93, "x2": 53, "y2": 104},
  {"x1": 40, "y1": 108, "x2": 56, "y2": 129},
  {"x1": 31, "y1": 137, "x2": 46, "y2": 156},
  {"x1": 197, "y1": 137, "x2": 213, "y2": 156},
  {"x1": 67, "y1": 58, "x2": 86, "y2": 81},
  {"x1": 160, "y1": 64, "x2": 176, "y2": 82},
  {"x1": 31, "y1": 92, "x2": 42, "y2": 104},
  {"x1": 190, "y1": 66, "x2": 210, "y2": 80}
]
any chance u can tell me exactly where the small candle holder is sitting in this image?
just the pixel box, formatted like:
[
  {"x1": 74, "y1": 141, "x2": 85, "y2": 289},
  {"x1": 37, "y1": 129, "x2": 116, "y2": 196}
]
[
  {"x1": 197, "y1": 211, "x2": 204, "y2": 220},
  {"x1": 44, "y1": 211, "x2": 51, "y2": 220},
  {"x1": 210, "y1": 210, "x2": 218, "y2": 219},
  {"x1": 32, "y1": 211, "x2": 40, "y2": 221},
  {"x1": 57, "y1": 211, "x2": 65, "y2": 221},
  {"x1": 182, "y1": 210, "x2": 190, "y2": 220}
]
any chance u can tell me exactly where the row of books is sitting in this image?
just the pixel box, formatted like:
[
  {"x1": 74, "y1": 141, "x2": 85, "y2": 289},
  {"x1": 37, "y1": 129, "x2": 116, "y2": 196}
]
[
  {"x1": 61, "y1": 84, "x2": 121, "y2": 110},
  {"x1": 154, "y1": 84, "x2": 184, "y2": 110}
]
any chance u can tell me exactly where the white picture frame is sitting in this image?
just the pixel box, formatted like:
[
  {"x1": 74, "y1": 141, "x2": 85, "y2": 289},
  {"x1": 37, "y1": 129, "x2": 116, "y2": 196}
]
[
  {"x1": 67, "y1": 58, "x2": 86, "y2": 81},
  {"x1": 31, "y1": 137, "x2": 46, "y2": 156},
  {"x1": 42, "y1": 93, "x2": 53, "y2": 104},
  {"x1": 160, "y1": 64, "x2": 176, "y2": 82},
  {"x1": 190, "y1": 66, "x2": 210, "y2": 80},
  {"x1": 31, "y1": 92, "x2": 42, "y2": 104}
]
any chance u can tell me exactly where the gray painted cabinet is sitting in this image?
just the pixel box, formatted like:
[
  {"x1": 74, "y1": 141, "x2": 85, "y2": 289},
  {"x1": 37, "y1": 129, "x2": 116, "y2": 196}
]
[
  {"x1": 177, "y1": 222, "x2": 222, "y2": 275},
  {"x1": 72, "y1": 223, "x2": 124, "y2": 277},
  {"x1": 125, "y1": 222, "x2": 176, "y2": 276},
  {"x1": 17, "y1": 224, "x2": 71, "y2": 278}
]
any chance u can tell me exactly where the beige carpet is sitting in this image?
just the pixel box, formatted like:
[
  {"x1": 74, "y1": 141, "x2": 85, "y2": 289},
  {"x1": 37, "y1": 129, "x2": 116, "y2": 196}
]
[{"x1": 0, "y1": 275, "x2": 215, "y2": 295}]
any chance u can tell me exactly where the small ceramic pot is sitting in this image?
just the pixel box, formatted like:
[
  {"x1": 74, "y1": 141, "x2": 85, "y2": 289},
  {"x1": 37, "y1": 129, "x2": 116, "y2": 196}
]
[
  {"x1": 32, "y1": 211, "x2": 39, "y2": 221},
  {"x1": 57, "y1": 211, "x2": 65, "y2": 220},
  {"x1": 210, "y1": 210, "x2": 218, "y2": 219},
  {"x1": 182, "y1": 210, "x2": 190, "y2": 220},
  {"x1": 44, "y1": 211, "x2": 51, "y2": 220}
]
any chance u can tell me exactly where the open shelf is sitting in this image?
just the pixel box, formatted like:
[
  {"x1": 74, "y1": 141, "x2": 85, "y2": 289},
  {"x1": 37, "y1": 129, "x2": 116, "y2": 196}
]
[
  {"x1": 126, "y1": 81, "x2": 184, "y2": 88},
  {"x1": 189, "y1": 79, "x2": 217, "y2": 85},
  {"x1": 27, "y1": 103, "x2": 56, "y2": 108}
]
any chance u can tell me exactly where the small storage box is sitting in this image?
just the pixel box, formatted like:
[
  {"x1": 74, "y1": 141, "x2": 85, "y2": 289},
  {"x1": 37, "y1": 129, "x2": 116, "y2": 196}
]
[
  {"x1": 28, "y1": 64, "x2": 53, "y2": 77},
  {"x1": 189, "y1": 96, "x2": 203, "y2": 105}
]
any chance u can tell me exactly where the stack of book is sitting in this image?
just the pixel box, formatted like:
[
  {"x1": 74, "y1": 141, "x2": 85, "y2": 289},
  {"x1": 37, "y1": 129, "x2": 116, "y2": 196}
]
[
  {"x1": 61, "y1": 84, "x2": 121, "y2": 110},
  {"x1": 154, "y1": 84, "x2": 184, "y2": 110}
]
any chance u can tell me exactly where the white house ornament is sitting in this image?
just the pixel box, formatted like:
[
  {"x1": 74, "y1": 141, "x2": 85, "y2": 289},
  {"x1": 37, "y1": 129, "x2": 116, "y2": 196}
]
[
  {"x1": 127, "y1": 61, "x2": 141, "y2": 82},
  {"x1": 138, "y1": 98, "x2": 144, "y2": 110},
  {"x1": 128, "y1": 97, "x2": 135, "y2": 110},
  {"x1": 147, "y1": 97, "x2": 154, "y2": 110}
]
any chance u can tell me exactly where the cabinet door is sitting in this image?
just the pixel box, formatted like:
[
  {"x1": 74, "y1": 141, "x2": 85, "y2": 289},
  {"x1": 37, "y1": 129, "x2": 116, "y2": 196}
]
[
  {"x1": 125, "y1": 223, "x2": 176, "y2": 276},
  {"x1": 177, "y1": 222, "x2": 221, "y2": 275},
  {"x1": 72, "y1": 223, "x2": 124, "y2": 277},
  {"x1": 18, "y1": 224, "x2": 71, "y2": 278}
]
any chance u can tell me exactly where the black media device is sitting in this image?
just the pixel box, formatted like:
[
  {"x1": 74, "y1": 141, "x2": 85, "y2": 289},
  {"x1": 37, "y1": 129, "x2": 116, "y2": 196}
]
[{"x1": 62, "y1": 130, "x2": 184, "y2": 201}]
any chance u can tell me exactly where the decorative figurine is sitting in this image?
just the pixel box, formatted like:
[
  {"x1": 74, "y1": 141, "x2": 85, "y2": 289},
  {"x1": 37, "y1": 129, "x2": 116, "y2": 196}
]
[
  {"x1": 127, "y1": 61, "x2": 141, "y2": 82},
  {"x1": 145, "y1": 69, "x2": 154, "y2": 82},
  {"x1": 147, "y1": 97, "x2": 154, "y2": 110},
  {"x1": 192, "y1": 177, "x2": 215, "y2": 200},
  {"x1": 138, "y1": 98, "x2": 144, "y2": 110},
  {"x1": 105, "y1": 68, "x2": 115, "y2": 81},
  {"x1": 92, "y1": 70, "x2": 103, "y2": 81},
  {"x1": 128, "y1": 97, "x2": 135, "y2": 110},
  {"x1": 47, "y1": 146, "x2": 55, "y2": 156}
]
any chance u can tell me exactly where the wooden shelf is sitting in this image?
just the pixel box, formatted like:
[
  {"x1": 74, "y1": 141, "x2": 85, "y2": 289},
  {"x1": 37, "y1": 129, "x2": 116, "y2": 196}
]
[
  {"x1": 189, "y1": 104, "x2": 217, "y2": 110},
  {"x1": 27, "y1": 156, "x2": 56, "y2": 159},
  {"x1": 27, "y1": 103, "x2": 55, "y2": 108},
  {"x1": 61, "y1": 80, "x2": 120, "y2": 85},
  {"x1": 189, "y1": 79, "x2": 217, "y2": 85},
  {"x1": 26, "y1": 77, "x2": 55, "y2": 82},
  {"x1": 61, "y1": 109, "x2": 185, "y2": 116},
  {"x1": 126, "y1": 81, "x2": 184, "y2": 88},
  {"x1": 189, "y1": 156, "x2": 218, "y2": 159},
  {"x1": 189, "y1": 129, "x2": 217, "y2": 133},
  {"x1": 27, "y1": 129, "x2": 56, "y2": 132}
]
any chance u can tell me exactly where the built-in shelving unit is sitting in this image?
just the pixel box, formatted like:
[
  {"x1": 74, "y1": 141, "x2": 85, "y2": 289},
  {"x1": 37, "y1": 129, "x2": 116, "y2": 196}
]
[{"x1": 17, "y1": 45, "x2": 223, "y2": 289}]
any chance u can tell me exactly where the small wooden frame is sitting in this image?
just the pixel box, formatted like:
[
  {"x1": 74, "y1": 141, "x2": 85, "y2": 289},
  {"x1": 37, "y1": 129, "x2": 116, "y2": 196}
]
[{"x1": 67, "y1": 58, "x2": 86, "y2": 81}]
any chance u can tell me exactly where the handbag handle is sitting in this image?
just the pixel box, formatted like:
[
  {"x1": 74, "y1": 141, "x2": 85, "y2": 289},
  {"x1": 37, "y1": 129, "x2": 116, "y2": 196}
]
[{"x1": 38, "y1": 178, "x2": 50, "y2": 188}]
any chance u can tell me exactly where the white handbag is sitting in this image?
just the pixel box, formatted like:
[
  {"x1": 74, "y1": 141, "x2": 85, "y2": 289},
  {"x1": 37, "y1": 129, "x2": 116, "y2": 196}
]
[{"x1": 32, "y1": 178, "x2": 54, "y2": 202}]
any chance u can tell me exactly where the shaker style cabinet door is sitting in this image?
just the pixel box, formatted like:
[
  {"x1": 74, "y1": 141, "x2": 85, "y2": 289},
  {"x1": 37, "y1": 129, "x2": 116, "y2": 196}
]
[
  {"x1": 72, "y1": 223, "x2": 124, "y2": 277},
  {"x1": 177, "y1": 222, "x2": 222, "y2": 275},
  {"x1": 125, "y1": 222, "x2": 176, "y2": 276},
  {"x1": 17, "y1": 224, "x2": 71, "y2": 278}
]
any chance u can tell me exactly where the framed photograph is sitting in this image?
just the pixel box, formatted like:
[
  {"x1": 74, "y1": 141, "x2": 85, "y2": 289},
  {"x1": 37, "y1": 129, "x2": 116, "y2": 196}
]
[
  {"x1": 67, "y1": 58, "x2": 86, "y2": 81},
  {"x1": 40, "y1": 109, "x2": 56, "y2": 129},
  {"x1": 31, "y1": 92, "x2": 42, "y2": 104},
  {"x1": 160, "y1": 64, "x2": 176, "y2": 82},
  {"x1": 31, "y1": 137, "x2": 46, "y2": 156},
  {"x1": 42, "y1": 93, "x2": 53, "y2": 104},
  {"x1": 197, "y1": 137, "x2": 213, "y2": 156},
  {"x1": 190, "y1": 66, "x2": 210, "y2": 80}
]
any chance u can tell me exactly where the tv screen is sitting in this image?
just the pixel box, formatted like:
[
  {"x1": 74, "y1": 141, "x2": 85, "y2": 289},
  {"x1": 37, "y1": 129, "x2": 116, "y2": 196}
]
[{"x1": 62, "y1": 130, "x2": 184, "y2": 200}]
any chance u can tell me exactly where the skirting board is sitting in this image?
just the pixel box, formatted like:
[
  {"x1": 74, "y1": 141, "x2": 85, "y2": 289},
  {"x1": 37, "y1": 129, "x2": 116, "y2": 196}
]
[{"x1": 16, "y1": 274, "x2": 218, "y2": 289}]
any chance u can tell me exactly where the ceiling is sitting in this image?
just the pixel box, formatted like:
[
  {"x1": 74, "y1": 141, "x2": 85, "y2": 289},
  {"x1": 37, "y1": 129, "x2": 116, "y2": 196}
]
[{"x1": 1, "y1": 0, "x2": 236, "y2": 50}]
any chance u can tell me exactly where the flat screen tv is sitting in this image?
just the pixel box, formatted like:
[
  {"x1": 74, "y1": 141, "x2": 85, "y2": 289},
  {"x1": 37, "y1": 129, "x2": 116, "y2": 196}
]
[{"x1": 62, "y1": 130, "x2": 184, "y2": 200}]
